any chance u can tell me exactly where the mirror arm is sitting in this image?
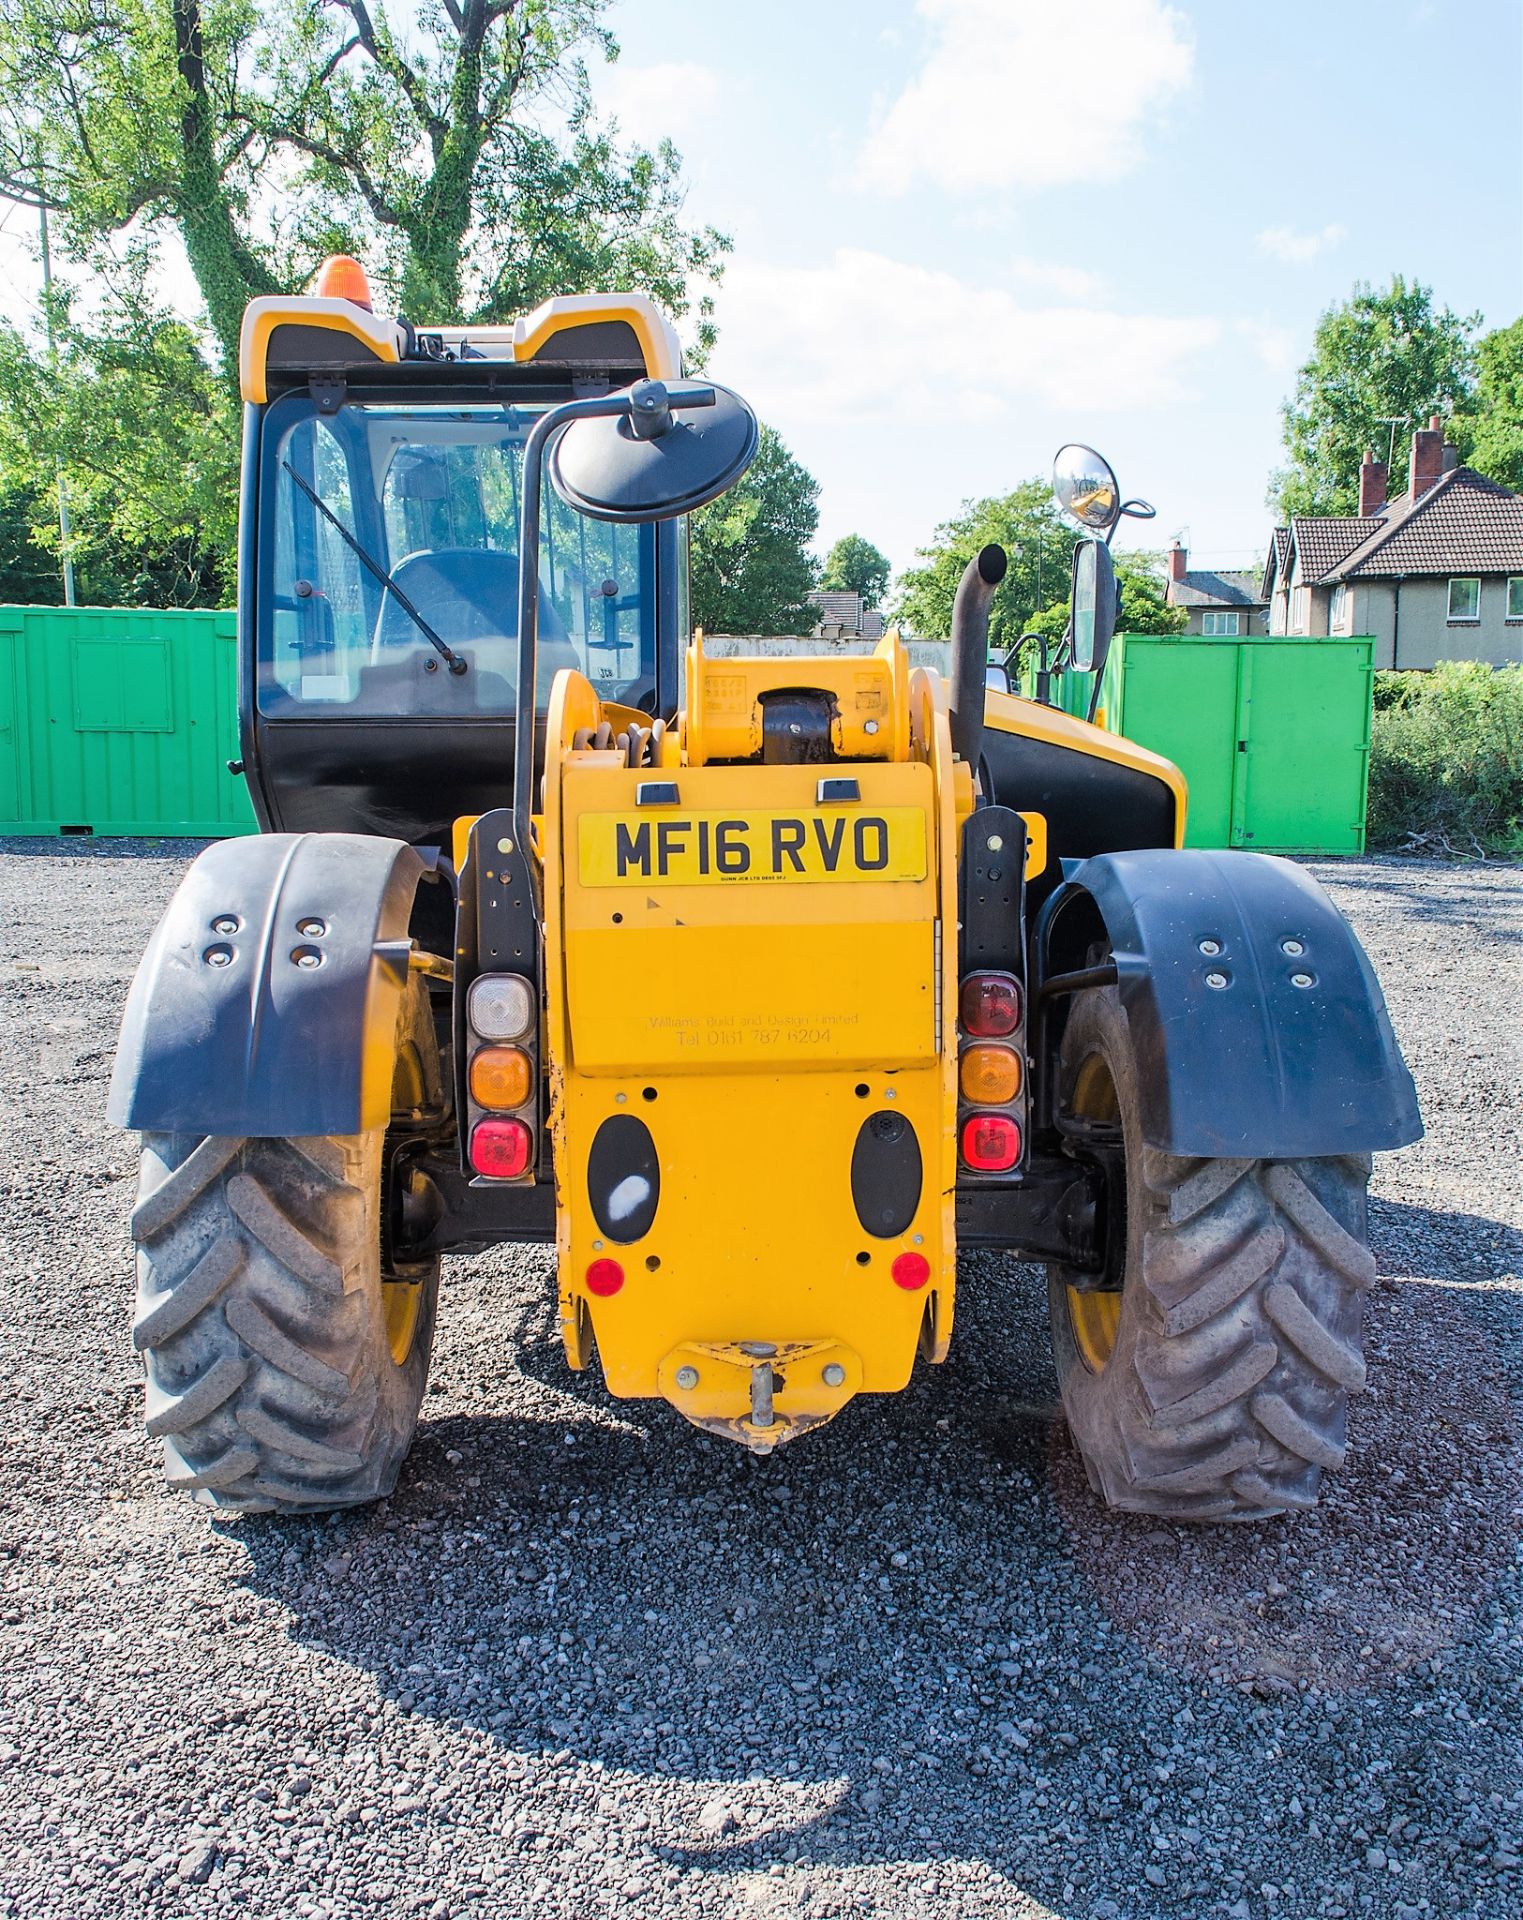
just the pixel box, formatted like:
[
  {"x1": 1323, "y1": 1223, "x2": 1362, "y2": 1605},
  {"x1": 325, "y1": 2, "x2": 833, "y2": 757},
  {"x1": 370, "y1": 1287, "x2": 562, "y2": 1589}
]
[
  {"x1": 514, "y1": 391, "x2": 638, "y2": 918},
  {"x1": 513, "y1": 380, "x2": 724, "y2": 916}
]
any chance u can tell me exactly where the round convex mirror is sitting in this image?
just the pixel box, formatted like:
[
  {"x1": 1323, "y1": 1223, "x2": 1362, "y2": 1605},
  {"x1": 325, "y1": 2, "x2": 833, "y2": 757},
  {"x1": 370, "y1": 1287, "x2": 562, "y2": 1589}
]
[
  {"x1": 550, "y1": 381, "x2": 759, "y2": 525},
  {"x1": 1053, "y1": 443, "x2": 1121, "y2": 533}
]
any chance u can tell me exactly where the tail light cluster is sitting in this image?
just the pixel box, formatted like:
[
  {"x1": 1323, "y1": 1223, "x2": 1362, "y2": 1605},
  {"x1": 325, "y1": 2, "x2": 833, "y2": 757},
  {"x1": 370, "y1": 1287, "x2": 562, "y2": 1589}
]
[
  {"x1": 957, "y1": 970, "x2": 1025, "y2": 1175},
  {"x1": 465, "y1": 972, "x2": 539, "y2": 1182}
]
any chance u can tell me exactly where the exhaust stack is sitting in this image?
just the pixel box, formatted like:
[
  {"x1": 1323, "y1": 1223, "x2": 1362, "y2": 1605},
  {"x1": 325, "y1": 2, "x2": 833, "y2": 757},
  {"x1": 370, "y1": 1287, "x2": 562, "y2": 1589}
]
[{"x1": 948, "y1": 543, "x2": 1008, "y2": 779}]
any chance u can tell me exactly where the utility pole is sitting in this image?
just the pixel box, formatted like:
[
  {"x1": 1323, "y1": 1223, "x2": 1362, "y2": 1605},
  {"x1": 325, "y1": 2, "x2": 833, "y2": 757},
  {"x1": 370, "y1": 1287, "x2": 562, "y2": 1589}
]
[{"x1": 37, "y1": 186, "x2": 76, "y2": 607}]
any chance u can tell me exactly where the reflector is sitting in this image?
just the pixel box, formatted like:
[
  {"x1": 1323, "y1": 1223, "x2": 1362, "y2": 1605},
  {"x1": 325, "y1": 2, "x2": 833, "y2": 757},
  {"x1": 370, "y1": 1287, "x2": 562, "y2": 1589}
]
[
  {"x1": 891, "y1": 1251, "x2": 931, "y2": 1291},
  {"x1": 960, "y1": 1113, "x2": 1022, "y2": 1172},
  {"x1": 586, "y1": 1258, "x2": 625, "y2": 1297},
  {"x1": 469, "y1": 1117, "x2": 533, "y2": 1180},
  {"x1": 960, "y1": 972, "x2": 1021, "y2": 1037}
]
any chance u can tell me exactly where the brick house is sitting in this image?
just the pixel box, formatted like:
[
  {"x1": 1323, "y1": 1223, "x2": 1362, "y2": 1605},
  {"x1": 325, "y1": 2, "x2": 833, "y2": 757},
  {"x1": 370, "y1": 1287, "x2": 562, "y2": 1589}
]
[
  {"x1": 1164, "y1": 546, "x2": 1269, "y2": 635},
  {"x1": 1262, "y1": 418, "x2": 1523, "y2": 668}
]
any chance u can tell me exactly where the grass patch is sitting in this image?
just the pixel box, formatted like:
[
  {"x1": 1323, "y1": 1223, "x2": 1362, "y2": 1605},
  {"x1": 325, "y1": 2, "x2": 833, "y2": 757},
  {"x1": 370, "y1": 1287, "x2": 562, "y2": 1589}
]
[{"x1": 1368, "y1": 662, "x2": 1523, "y2": 856}]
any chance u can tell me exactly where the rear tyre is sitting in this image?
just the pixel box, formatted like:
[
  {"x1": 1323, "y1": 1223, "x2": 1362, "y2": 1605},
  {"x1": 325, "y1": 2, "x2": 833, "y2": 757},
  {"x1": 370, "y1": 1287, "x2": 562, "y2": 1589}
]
[
  {"x1": 130, "y1": 980, "x2": 443, "y2": 1514},
  {"x1": 1046, "y1": 987, "x2": 1375, "y2": 1521}
]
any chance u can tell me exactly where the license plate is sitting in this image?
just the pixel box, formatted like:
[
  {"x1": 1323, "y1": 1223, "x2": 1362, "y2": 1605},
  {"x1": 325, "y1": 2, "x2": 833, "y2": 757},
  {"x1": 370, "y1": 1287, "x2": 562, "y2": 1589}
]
[{"x1": 578, "y1": 808, "x2": 928, "y2": 886}]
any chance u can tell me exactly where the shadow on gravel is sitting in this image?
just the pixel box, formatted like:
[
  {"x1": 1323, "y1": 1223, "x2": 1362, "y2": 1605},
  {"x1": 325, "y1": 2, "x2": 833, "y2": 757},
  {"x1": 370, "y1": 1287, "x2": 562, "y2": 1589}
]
[{"x1": 224, "y1": 1210, "x2": 1523, "y2": 1917}]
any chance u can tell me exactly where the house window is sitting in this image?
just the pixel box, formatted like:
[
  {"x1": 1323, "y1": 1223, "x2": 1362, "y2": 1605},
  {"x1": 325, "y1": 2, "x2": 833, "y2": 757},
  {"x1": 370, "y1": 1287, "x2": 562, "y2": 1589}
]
[
  {"x1": 1447, "y1": 576, "x2": 1480, "y2": 622},
  {"x1": 1331, "y1": 583, "x2": 1349, "y2": 629},
  {"x1": 1507, "y1": 577, "x2": 1523, "y2": 620},
  {"x1": 1201, "y1": 611, "x2": 1241, "y2": 636},
  {"x1": 1291, "y1": 586, "x2": 1310, "y2": 632}
]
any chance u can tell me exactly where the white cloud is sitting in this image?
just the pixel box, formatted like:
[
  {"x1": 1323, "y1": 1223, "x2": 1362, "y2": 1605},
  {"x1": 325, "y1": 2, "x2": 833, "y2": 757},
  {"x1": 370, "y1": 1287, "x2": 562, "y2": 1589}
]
[
  {"x1": 709, "y1": 247, "x2": 1218, "y2": 423},
  {"x1": 1007, "y1": 255, "x2": 1107, "y2": 302},
  {"x1": 597, "y1": 60, "x2": 722, "y2": 152},
  {"x1": 856, "y1": 0, "x2": 1194, "y2": 195},
  {"x1": 1237, "y1": 318, "x2": 1298, "y2": 374},
  {"x1": 1255, "y1": 222, "x2": 1347, "y2": 265}
]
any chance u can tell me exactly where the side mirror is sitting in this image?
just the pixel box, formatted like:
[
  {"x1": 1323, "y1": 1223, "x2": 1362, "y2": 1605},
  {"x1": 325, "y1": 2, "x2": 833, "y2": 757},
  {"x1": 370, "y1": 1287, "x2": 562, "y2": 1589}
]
[
  {"x1": 1053, "y1": 443, "x2": 1121, "y2": 535},
  {"x1": 549, "y1": 379, "x2": 759, "y2": 524},
  {"x1": 1070, "y1": 537, "x2": 1117, "y2": 675},
  {"x1": 984, "y1": 662, "x2": 1011, "y2": 694}
]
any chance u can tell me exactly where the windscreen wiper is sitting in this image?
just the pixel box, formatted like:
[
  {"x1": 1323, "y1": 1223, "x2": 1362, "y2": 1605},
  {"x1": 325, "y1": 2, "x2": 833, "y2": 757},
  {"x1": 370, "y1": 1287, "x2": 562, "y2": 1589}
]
[{"x1": 282, "y1": 461, "x2": 467, "y2": 676}]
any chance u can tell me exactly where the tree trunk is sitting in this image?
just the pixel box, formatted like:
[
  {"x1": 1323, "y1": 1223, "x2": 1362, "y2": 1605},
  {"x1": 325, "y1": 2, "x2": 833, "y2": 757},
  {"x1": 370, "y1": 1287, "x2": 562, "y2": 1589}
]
[{"x1": 173, "y1": 0, "x2": 281, "y2": 374}]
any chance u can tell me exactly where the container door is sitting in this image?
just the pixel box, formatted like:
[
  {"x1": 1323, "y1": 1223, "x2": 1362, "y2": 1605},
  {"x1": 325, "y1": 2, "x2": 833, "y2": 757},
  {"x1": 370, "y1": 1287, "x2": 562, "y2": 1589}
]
[
  {"x1": 1119, "y1": 639, "x2": 1240, "y2": 847},
  {"x1": 1231, "y1": 642, "x2": 1371, "y2": 854},
  {"x1": 0, "y1": 628, "x2": 17, "y2": 824}
]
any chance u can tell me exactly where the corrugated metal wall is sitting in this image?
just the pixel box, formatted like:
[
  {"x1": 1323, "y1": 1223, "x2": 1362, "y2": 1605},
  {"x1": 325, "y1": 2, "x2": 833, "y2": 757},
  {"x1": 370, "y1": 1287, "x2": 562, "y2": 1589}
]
[{"x1": 0, "y1": 605, "x2": 257, "y2": 836}]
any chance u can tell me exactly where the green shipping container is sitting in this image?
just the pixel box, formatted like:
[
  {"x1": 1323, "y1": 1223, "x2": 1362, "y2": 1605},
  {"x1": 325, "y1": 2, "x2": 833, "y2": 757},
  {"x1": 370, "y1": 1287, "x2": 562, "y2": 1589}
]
[
  {"x1": 1023, "y1": 634, "x2": 1373, "y2": 855},
  {"x1": 0, "y1": 605, "x2": 257, "y2": 837}
]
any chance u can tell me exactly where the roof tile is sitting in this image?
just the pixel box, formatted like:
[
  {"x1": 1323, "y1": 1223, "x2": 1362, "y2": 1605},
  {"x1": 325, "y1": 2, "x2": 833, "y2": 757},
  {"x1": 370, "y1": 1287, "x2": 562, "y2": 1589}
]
[{"x1": 1338, "y1": 468, "x2": 1523, "y2": 577}]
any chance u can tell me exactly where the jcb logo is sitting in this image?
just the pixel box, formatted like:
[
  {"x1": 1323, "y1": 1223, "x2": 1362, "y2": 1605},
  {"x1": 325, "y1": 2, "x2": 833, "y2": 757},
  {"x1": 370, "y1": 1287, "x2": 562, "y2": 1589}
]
[{"x1": 578, "y1": 808, "x2": 928, "y2": 887}]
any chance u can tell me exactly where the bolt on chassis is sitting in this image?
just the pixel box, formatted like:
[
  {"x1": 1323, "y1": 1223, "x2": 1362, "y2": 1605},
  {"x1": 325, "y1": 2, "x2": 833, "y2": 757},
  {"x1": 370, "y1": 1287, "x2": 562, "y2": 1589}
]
[{"x1": 109, "y1": 267, "x2": 1421, "y2": 1520}]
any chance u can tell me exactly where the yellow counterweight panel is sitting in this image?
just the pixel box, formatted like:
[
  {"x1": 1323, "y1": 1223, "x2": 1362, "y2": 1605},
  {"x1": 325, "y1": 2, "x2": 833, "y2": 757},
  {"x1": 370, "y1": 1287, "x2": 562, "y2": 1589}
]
[
  {"x1": 539, "y1": 660, "x2": 960, "y2": 1445},
  {"x1": 561, "y1": 762, "x2": 938, "y2": 1073}
]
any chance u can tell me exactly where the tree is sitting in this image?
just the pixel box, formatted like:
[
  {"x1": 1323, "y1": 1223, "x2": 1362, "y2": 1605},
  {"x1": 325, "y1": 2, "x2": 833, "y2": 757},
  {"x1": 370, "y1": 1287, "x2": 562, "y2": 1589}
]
[
  {"x1": 0, "y1": 0, "x2": 728, "y2": 375},
  {"x1": 892, "y1": 481, "x2": 1074, "y2": 652},
  {"x1": 0, "y1": 252, "x2": 237, "y2": 606},
  {"x1": 689, "y1": 426, "x2": 820, "y2": 636},
  {"x1": 1271, "y1": 277, "x2": 1480, "y2": 518},
  {"x1": 820, "y1": 532, "x2": 889, "y2": 606},
  {"x1": 1454, "y1": 316, "x2": 1523, "y2": 493}
]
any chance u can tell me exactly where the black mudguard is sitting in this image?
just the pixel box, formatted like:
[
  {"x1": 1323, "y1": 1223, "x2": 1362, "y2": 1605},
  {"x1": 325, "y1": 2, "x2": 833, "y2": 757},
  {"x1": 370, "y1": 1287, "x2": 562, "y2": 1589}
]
[
  {"x1": 108, "y1": 833, "x2": 433, "y2": 1137},
  {"x1": 1037, "y1": 849, "x2": 1421, "y2": 1159}
]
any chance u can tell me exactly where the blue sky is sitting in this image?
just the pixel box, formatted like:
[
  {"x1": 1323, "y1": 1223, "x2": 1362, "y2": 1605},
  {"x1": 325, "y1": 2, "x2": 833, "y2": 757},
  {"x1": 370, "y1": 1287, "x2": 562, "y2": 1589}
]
[
  {"x1": 1, "y1": 0, "x2": 1517, "y2": 589},
  {"x1": 596, "y1": 0, "x2": 1523, "y2": 582}
]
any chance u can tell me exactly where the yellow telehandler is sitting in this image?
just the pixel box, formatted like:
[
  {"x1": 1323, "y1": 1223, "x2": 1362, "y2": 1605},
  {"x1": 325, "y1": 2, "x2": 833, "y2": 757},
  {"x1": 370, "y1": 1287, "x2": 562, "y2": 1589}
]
[{"x1": 109, "y1": 264, "x2": 1419, "y2": 1520}]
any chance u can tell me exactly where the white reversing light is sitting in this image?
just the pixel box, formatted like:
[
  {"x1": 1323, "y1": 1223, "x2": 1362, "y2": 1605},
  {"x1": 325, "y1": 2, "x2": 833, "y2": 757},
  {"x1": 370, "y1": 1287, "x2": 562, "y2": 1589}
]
[{"x1": 468, "y1": 973, "x2": 534, "y2": 1042}]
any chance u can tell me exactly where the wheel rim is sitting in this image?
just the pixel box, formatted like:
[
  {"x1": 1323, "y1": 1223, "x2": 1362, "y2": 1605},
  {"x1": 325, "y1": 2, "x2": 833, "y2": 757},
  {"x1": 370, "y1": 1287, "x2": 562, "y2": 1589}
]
[
  {"x1": 1065, "y1": 1049, "x2": 1123, "y2": 1374},
  {"x1": 383, "y1": 1037, "x2": 428, "y2": 1367}
]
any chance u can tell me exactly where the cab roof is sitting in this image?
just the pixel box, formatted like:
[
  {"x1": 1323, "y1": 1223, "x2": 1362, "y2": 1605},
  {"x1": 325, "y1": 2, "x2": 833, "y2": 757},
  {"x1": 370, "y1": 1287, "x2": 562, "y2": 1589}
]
[{"x1": 239, "y1": 289, "x2": 684, "y2": 405}]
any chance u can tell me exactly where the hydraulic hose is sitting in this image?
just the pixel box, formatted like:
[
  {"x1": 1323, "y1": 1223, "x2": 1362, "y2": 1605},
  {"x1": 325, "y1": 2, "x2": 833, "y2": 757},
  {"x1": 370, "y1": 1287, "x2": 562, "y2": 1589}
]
[{"x1": 948, "y1": 542, "x2": 1008, "y2": 779}]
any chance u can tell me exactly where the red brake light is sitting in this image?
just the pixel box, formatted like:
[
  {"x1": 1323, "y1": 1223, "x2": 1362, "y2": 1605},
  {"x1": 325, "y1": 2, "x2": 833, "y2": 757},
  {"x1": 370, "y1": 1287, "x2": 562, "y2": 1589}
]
[
  {"x1": 961, "y1": 1113, "x2": 1022, "y2": 1172},
  {"x1": 961, "y1": 972, "x2": 1021, "y2": 1037},
  {"x1": 891, "y1": 1251, "x2": 931, "y2": 1290},
  {"x1": 469, "y1": 1117, "x2": 532, "y2": 1179},
  {"x1": 586, "y1": 1258, "x2": 624, "y2": 1297}
]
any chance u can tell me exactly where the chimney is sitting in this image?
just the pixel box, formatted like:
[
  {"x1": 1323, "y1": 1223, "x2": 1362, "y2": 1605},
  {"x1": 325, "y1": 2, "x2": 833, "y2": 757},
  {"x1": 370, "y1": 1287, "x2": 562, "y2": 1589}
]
[
  {"x1": 1408, "y1": 414, "x2": 1446, "y2": 500},
  {"x1": 1358, "y1": 449, "x2": 1387, "y2": 517},
  {"x1": 1168, "y1": 542, "x2": 1187, "y2": 583}
]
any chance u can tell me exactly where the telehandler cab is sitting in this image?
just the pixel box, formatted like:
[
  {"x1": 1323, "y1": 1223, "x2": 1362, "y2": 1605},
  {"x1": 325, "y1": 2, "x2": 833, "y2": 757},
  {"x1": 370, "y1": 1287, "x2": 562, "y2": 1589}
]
[{"x1": 109, "y1": 263, "x2": 1420, "y2": 1521}]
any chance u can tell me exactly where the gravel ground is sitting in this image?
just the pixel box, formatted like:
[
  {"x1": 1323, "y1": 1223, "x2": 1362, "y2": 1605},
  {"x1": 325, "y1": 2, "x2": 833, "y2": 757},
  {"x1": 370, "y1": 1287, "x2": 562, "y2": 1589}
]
[{"x1": 0, "y1": 844, "x2": 1519, "y2": 1920}]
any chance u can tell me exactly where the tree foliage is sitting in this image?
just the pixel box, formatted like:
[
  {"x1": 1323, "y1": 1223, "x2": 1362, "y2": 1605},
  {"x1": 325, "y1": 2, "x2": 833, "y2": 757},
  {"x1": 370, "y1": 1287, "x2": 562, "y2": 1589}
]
[
  {"x1": 0, "y1": 0, "x2": 726, "y2": 606},
  {"x1": 1012, "y1": 550, "x2": 1184, "y2": 656},
  {"x1": 689, "y1": 425, "x2": 820, "y2": 637},
  {"x1": 891, "y1": 481, "x2": 1075, "y2": 651},
  {"x1": 820, "y1": 532, "x2": 889, "y2": 606},
  {"x1": 0, "y1": 252, "x2": 235, "y2": 605},
  {"x1": 1271, "y1": 277, "x2": 1480, "y2": 518},
  {"x1": 1453, "y1": 315, "x2": 1523, "y2": 493},
  {"x1": 0, "y1": 0, "x2": 728, "y2": 375}
]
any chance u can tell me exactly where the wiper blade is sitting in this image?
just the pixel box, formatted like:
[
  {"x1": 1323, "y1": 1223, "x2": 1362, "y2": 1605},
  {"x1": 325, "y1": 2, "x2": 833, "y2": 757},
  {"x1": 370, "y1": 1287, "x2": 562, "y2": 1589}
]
[{"x1": 282, "y1": 461, "x2": 467, "y2": 676}]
